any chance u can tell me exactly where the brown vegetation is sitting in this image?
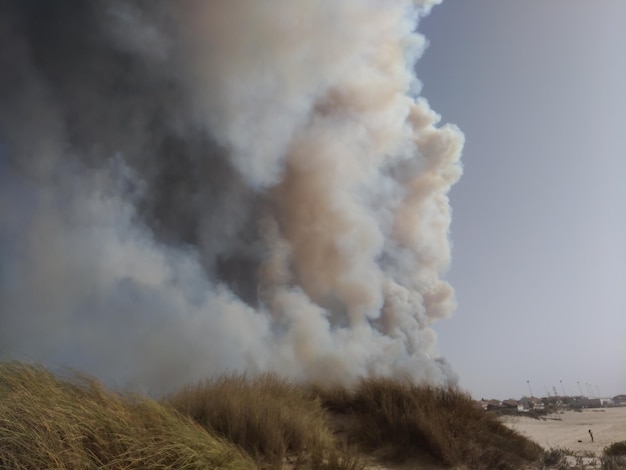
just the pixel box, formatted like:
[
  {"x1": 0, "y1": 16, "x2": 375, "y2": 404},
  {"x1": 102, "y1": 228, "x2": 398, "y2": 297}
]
[
  {"x1": 604, "y1": 440, "x2": 626, "y2": 457},
  {"x1": 167, "y1": 373, "x2": 358, "y2": 469},
  {"x1": 0, "y1": 362, "x2": 254, "y2": 470},
  {"x1": 313, "y1": 377, "x2": 543, "y2": 470},
  {"x1": 601, "y1": 440, "x2": 626, "y2": 470},
  {"x1": 1, "y1": 362, "x2": 546, "y2": 469}
]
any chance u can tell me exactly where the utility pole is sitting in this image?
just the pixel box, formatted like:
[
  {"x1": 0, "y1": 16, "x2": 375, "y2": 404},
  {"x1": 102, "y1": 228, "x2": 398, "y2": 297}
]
[{"x1": 527, "y1": 380, "x2": 534, "y2": 397}]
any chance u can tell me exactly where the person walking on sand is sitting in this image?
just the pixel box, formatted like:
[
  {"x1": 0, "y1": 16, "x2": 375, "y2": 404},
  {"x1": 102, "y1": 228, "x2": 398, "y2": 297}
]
[{"x1": 588, "y1": 429, "x2": 594, "y2": 443}]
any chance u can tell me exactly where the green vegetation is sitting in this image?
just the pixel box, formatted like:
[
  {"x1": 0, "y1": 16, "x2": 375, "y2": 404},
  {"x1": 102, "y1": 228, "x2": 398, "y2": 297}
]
[{"x1": 1, "y1": 362, "x2": 545, "y2": 469}]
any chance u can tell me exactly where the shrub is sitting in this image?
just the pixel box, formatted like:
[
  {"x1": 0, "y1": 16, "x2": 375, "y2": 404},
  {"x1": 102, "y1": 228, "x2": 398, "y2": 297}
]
[
  {"x1": 604, "y1": 440, "x2": 626, "y2": 457},
  {"x1": 541, "y1": 448, "x2": 569, "y2": 469},
  {"x1": 167, "y1": 373, "x2": 355, "y2": 469},
  {"x1": 313, "y1": 377, "x2": 543, "y2": 469},
  {"x1": 600, "y1": 440, "x2": 626, "y2": 470},
  {"x1": 601, "y1": 455, "x2": 626, "y2": 470}
]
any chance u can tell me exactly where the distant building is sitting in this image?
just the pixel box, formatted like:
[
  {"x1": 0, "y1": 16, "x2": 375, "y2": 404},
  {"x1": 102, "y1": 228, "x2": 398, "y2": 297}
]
[
  {"x1": 572, "y1": 398, "x2": 602, "y2": 408},
  {"x1": 613, "y1": 395, "x2": 626, "y2": 406},
  {"x1": 518, "y1": 396, "x2": 544, "y2": 411},
  {"x1": 485, "y1": 399, "x2": 503, "y2": 410}
]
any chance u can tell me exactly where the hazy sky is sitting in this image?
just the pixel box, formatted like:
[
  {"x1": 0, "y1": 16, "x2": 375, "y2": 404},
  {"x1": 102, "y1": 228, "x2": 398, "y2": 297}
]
[
  {"x1": 419, "y1": 1, "x2": 626, "y2": 399},
  {"x1": 1, "y1": 1, "x2": 623, "y2": 400}
]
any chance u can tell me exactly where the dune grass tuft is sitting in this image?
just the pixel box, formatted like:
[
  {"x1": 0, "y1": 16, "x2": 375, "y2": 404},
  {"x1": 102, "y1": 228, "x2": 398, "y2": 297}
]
[
  {"x1": 0, "y1": 362, "x2": 254, "y2": 470},
  {"x1": 604, "y1": 440, "x2": 626, "y2": 457},
  {"x1": 167, "y1": 373, "x2": 358, "y2": 469},
  {"x1": 601, "y1": 440, "x2": 626, "y2": 470},
  {"x1": 314, "y1": 377, "x2": 543, "y2": 470}
]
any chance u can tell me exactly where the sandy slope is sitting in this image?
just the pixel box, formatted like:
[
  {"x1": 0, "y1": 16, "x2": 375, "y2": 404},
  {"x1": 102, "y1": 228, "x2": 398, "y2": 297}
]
[{"x1": 502, "y1": 407, "x2": 626, "y2": 456}]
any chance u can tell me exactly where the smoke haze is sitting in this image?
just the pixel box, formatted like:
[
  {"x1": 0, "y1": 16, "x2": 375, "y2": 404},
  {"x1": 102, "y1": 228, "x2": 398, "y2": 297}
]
[{"x1": 0, "y1": 0, "x2": 463, "y2": 393}]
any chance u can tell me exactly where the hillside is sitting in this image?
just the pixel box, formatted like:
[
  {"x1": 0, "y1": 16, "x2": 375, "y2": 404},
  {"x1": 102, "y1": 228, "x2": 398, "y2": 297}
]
[{"x1": 0, "y1": 362, "x2": 543, "y2": 469}]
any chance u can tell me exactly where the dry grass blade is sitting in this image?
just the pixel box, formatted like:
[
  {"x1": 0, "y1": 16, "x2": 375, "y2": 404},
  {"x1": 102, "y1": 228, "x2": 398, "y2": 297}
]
[
  {"x1": 314, "y1": 377, "x2": 543, "y2": 470},
  {"x1": 167, "y1": 372, "x2": 350, "y2": 469},
  {"x1": 0, "y1": 362, "x2": 255, "y2": 470}
]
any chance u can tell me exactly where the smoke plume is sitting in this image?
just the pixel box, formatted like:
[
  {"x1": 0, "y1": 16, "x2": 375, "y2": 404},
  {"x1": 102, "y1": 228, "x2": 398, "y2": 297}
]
[{"x1": 0, "y1": 0, "x2": 463, "y2": 393}]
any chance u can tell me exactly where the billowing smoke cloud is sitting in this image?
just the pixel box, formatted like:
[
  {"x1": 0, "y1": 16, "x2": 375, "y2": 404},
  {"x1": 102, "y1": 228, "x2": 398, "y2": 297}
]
[{"x1": 0, "y1": 0, "x2": 463, "y2": 393}]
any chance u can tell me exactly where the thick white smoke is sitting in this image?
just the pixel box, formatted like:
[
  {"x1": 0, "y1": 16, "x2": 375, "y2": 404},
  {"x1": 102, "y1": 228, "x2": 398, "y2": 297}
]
[{"x1": 0, "y1": 0, "x2": 462, "y2": 393}]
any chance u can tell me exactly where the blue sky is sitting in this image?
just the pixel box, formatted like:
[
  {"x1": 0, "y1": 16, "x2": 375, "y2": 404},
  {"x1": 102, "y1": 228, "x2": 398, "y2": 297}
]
[{"x1": 419, "y1": 1, "x2": 626, "y2": 399}]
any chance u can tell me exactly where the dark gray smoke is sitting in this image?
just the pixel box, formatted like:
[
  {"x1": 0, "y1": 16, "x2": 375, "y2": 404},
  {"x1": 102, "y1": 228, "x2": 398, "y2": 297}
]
[{"x1": 0, "y1": 0, "x2": 463, "y2": 393}]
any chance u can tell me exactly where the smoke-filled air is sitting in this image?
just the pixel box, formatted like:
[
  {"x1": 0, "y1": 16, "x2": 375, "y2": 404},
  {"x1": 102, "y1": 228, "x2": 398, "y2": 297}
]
[{"x1": 0, "y1": 0, "x2": 463, "y2": 393}]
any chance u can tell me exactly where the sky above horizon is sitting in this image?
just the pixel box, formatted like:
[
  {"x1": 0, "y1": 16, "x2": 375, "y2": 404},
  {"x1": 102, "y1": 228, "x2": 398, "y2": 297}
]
[
  {"x1": 0, "y1": 1, "x2": 623, "y2": 400},
  {"x1": 418, "y1": 1, "x2": 626, "y2": 400}
]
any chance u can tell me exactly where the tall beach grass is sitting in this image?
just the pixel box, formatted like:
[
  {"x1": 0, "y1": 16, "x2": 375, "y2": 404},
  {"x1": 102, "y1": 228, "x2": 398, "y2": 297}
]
[
  {"x1": 1, "y1": 362, "x2": 545, "y2": 469},
  {"x1": 0, "y1": 362, "x2": 254, "y2": 470}
]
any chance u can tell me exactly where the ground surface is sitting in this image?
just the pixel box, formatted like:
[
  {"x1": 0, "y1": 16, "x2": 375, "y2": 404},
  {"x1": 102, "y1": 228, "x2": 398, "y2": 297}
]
[{"x1": 503, "y1": 407, "x2": 626, "y2": 456}]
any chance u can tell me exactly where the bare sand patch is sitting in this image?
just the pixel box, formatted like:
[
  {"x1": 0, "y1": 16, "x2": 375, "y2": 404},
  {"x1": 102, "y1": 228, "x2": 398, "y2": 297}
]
[{"x1": 502, "y1": 407, "x2": 626, "y2": 456}]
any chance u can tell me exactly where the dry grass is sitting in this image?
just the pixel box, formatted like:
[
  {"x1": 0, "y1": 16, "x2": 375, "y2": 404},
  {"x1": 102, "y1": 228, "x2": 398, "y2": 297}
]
[
  {"x1": 601, "y1": 440, "x2": 626, "y2": 470},
  {"x1": 541, "y1": 448, "x2": 569, "y2": 468},
  {"x1": 1, "y1": 362, "x2": 547, "y2": 470},
  {"x1": 313, "y1": 377, "x2": 543, "y2": 470},
  {"x1": 167, "y1": 373, "x2": 360, "y2": 470},
  {"x1": 0, "y1": 362, "x2": 254, "y2": 470},
  {"x1": 603, "y1": 440, "x2": 626, "y2": 457}
]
